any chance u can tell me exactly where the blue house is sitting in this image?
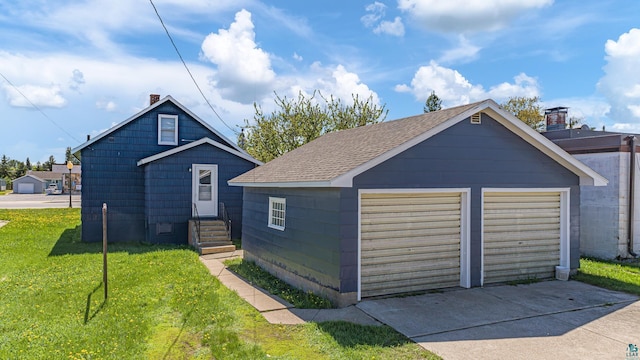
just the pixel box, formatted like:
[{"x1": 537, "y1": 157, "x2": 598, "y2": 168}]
[
  {"x1": 229, "y1": 99, "x2": 607, "y2": 306},
  {"x1": 73, "y1": 95, "x2": 261, "y2": 245}
]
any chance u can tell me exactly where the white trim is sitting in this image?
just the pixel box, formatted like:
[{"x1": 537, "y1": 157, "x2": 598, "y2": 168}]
[
  {"x1": 268, "y1": 197, "x2": 286, "y2": 231},
  {"x1": 138, "y1": 137, "x2": 262, "y2": 166},
  {"x1": 480, "y1": 187, "x2": 571, "y2": 286},
  {"x1": 229, "y1": 180, "x2": 331, "y2": 188},
  {"x1": 357, "y1": 188, "x2": 471, "y2": 301},
  {"x1": 72, "y1": 95, "x2": 247, "y2": 155},
  {"x1": 158, "y1": 114, "x2": 178, "y2": 145}
]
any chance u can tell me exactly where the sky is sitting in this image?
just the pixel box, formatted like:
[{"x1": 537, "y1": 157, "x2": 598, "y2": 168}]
[{"x1": 1, "y1": 0, "x2": 640, "y2": 164}]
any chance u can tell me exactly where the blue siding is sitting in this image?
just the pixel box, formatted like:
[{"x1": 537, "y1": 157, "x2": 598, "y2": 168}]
[
  {"x1": 143, "y1": 143, "x2": 256, "y2": 244},
  {"x1": 241, "y1": 187, "x2": 343, "y2": 291},
  {"x1": 80, "y1": 99, "x2": 242, "y2": 243}
]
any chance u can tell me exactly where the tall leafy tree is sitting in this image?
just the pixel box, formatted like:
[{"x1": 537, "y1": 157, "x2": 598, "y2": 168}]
[
  {"x1": 42, "y1": 155, "x2": 56, "y2": 171},
  {"x1": 501, "y1": 96, "x2": 545, "y2": 131},
  {"x1": 423, "y1": 91, "x2": 443, "y2": 113},
  {"x1": 243, "y1": 91, "x2": 388, "y2": 162}
]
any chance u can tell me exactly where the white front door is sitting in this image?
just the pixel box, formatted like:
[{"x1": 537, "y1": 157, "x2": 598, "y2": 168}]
[{"x1": 192, "y1": 164, "x2": 218, "y2": 217}]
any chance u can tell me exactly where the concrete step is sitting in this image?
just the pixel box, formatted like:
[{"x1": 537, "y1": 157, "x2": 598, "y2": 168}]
[
  {"x1": 199, "y1": 240, "x2": 233, "y2": 247},
  {"x1": 199, "y1": 244, "x2": 236, "y2": 255}
]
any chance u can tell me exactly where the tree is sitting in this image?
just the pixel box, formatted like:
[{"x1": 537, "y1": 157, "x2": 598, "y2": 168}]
[
  {"x1": 243, "y1": 91, "x2": 388, "y2": 162},
  {"x1": 0, "y1": 155, "x2": 9, "y2": 179},
  {"x1": 42, "y1": 155, "x2": 55, "y2": 171},
  {"x1": 25, "y1": 157, "x2": 31, "y2": 170},
  {"x1": 65, "y1": 147, "x2": 80, "y2": 165},
  {"x1": 423, "y1": 91, "x2": 442, "y2": 113},
  {"x1": 501, "y1": 96, "x2": 545, "y2": 131}
]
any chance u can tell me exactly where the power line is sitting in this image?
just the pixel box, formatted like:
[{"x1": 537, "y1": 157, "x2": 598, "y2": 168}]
[
  {"x1": 0, "y1": 72, "x2": 82, "y2": 143},
  {"x1": 149, "y1": 0, "x2": 238, "y2": 135}
]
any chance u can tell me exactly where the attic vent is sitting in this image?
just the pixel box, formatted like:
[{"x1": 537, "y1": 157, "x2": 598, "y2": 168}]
[{"x1": 470, "y1": 112, "x2": 482, "y2": 124}]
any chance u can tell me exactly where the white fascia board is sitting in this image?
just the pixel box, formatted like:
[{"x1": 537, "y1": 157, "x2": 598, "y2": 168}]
[
  {"x1": 137, "y1": 137, "x2": 262, "y2": 166},
  {"x1": 483, "y1": 104, "x2": 609, "y2": 187},
  {"x1": 228, "y1": 180, "x2": 333, "y2": 188},
  {"x1": 331, "y1": 101, "x2": 492, "y2": 188}
]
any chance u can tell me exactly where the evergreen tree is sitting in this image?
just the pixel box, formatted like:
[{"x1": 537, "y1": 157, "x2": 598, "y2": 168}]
[
  {"x1": 423, "y1": 91, "x2": 443, "y2": 113},
  {"x1": 25, "y1": 157, "x2": 32, "y2": 170},
  {"x1": 0, "y1": 155, "x2": 9, "y2": 179}
]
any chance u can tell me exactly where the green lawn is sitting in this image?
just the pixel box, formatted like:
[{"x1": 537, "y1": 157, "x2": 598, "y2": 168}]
[
  {"x1": 0, "y1": 209, "x2": 437, "y2": 359},
  {"x1": 574, "y1": 257, "x2": 640, "y2": 295}
]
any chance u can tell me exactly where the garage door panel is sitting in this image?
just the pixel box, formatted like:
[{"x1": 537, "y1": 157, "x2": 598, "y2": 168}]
[
  {"x1": 361, "y1": 227, "x2": 461, "y2": 241},
  {"x1": 361, "y1": 192, "x2": 462, "y2": 298},
  {"x1": 362, "y1": 245, "x2": 460, "y2": 265},
  {"x1": 483, "y1": 191, "x2": 561, "y2": 285}
]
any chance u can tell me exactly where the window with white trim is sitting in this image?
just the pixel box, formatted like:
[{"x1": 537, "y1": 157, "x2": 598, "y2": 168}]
[
  {"x1": 158, "y1": 114, "x2": 178, "y2": 145},
  {"x1": 268, "y1": 197, "x2": 286, "y2": 231}
]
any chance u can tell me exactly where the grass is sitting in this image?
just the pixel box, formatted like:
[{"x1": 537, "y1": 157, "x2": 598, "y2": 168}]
[
  {"x1": 0, "y1": 209, "x2": 438, "y2": 359},
  {"x1": 225, "y1": 258, "x2": 333, "y2": 309},
  {"x1": 0, "y1": 190, "x2": 8, "y2": 195},
  {"x1": 573, "y1": 257, "x2": 640, "y2": 295}
]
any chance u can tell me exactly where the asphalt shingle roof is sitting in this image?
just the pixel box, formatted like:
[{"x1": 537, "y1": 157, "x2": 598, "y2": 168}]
[{"x1": 230, "y1": 101, "x2": 483, "y2": 185}]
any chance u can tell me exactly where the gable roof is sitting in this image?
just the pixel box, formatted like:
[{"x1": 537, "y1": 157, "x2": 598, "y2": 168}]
[
  {"x1": 27, "y1": 170, "x2": 64, "y2": 180},
  {"x1": 229, "y1": 99, "x2": 608, "y2": 188},
  {"x1": 72, "y1": 95, "x2": 245, "y2": 155},
  {"x1": 13, "y1": 174, "x2": 45, "y2": 183},
  {"x1": 137, "y1": 137, "x2": 263, "y2": 166}
]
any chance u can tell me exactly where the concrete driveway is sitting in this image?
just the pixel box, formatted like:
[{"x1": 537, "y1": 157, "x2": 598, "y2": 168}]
[
  {"x1": 356, "y1": 281, "x2": 640, "y2": 360},
  {"x1": 0, "y1": 193, "x2": 81, "y2": 209}
]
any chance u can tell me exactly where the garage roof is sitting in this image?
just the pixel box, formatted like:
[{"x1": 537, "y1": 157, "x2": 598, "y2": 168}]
[{"x1": 229, "y1": 99, "x2": 608, "y2": 188}]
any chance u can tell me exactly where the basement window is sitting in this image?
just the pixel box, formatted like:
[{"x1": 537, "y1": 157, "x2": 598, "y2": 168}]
[
  {"x1": 268, "y1": 197, "x2": 286, "y2": 231},
  {"x1": 158, "y1": 114, "x2": 178, "y2": 145}
]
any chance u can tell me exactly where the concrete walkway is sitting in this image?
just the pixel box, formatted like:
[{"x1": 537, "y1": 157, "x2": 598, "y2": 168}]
[{"x1": 199, "y1": 252, "x2": 380, "y2": 326}]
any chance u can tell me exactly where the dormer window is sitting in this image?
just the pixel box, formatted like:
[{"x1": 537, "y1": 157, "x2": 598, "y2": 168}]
[{"x1": 158, "y1": 114, "x2": 178, "y2": 145}]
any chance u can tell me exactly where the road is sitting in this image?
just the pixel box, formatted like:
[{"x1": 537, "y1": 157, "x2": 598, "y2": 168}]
[{"x1": 0, "y1": 193, "x2": 81, "y2": 209}]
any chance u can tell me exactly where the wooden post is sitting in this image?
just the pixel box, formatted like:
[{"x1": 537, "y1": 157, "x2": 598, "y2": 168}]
[{"x1": 102, "y1": 203, "x2": 108, "y2": 299}]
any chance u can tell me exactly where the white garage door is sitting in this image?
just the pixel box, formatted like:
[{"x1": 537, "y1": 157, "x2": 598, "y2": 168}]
[
  {"x1": 483, "y1": 191, "x2": 561, "y2": 284},
  {"x1": 17, "y1": 183, "x2": 35, "y2": 194},
  {"x1": 360, "y1": 191, "x2": 463, "y2": 298}
]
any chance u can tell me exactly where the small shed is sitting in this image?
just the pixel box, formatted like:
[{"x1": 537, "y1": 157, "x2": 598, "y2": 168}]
[
  {"x1": 0, "y1": 178, "x2": 6, "y2": 191},
  {"x1": 12, "y1": 174, "x2": 46, "y2": 194},
  {"x1": 230, "y1": 99, "x2": 607, "y2": 306}
]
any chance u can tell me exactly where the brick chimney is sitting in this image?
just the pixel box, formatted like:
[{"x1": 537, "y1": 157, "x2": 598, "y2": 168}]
[{"x1": 150, "y1": 94, "x2": 160, "y2": 105}]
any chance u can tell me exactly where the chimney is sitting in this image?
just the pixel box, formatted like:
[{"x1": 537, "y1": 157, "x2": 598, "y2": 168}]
[
  {"x1": 545, "y1": 107, "x2": 568, "y2": 131},
  {"x1": 150, "y1": 94, "x2": 160, "y2": 105},
  {"x1": 87, "y1": 134, "x2": 90, "y2": 141}
]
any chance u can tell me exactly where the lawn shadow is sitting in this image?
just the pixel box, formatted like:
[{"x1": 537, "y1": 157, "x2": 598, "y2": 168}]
[
  {"x1": 84, "y1": 282, "x2": 107, "y2": 324},
  {"x1": 48, "y1": 225, "x2": 195, "y2": 257},
  {"x1": 316, "y1": 321, "x2": 413, "y2": 348}
]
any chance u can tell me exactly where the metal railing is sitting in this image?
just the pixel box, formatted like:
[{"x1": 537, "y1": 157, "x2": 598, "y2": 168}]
[
  {"x1": 192, "y1": 203, "x2": 201, "y2": 246},
  {"x1": 219, "y1": 202, "x2": 231, "y2": 241}
]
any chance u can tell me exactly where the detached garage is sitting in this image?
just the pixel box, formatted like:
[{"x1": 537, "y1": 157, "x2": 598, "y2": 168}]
[
  {"x1": 230, "y1": 99, "x2": 607, "y2": 306},
  {"x1": 12, "y1": 174, "x2": 46, "y2": 194}
]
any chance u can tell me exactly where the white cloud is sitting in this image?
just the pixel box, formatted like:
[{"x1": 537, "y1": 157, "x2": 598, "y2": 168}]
[
  {"x1": 439, "y1": 35, "x2": 480, "y2": 64},
  {"x1": 395, "y1": 61, "x2": 540, "y2": 105},
  {"x1": 374, "y1": 17, "x2": 405, "y2": 37},
  {"x1": 96, "y1": 100, "x2": 117, "y2": 112},
  {"x1": 361, "y1": 2, "x2": 386, "y2": 27},
  {"x1": 488, "y1": 73, "x2": 540, "y2": 99},
  {"x1": 69, "y1": 69, "x2": 85, "y2": 91},
  {"x1": 200, "y1": 9, "x2": 276, "y2": 104},
  {"x1": 293, "y1": 52, "x2": 303, "y2": 61},
  {"x1": 397, "y1": 0, "x2": 553, "y2": 33},
  {"x1": 2, "y1": 84, "x2": 66, "y2": 108},
  {"x1": 362, "y1": 2, "x2": 404, "y2": 37},
  {"x1": 598, "y1": 28, "x2": 640, "y2": 124}
]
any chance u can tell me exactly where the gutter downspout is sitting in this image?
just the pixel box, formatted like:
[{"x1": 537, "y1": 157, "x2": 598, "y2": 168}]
[{"x1": 626, "y1": 136, "x2": 639, "y2": 258}]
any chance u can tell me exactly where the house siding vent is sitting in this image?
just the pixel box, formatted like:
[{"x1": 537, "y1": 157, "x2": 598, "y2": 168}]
[{"x1": 471, "y1": 112, "x2": 482, "y2": 124}]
